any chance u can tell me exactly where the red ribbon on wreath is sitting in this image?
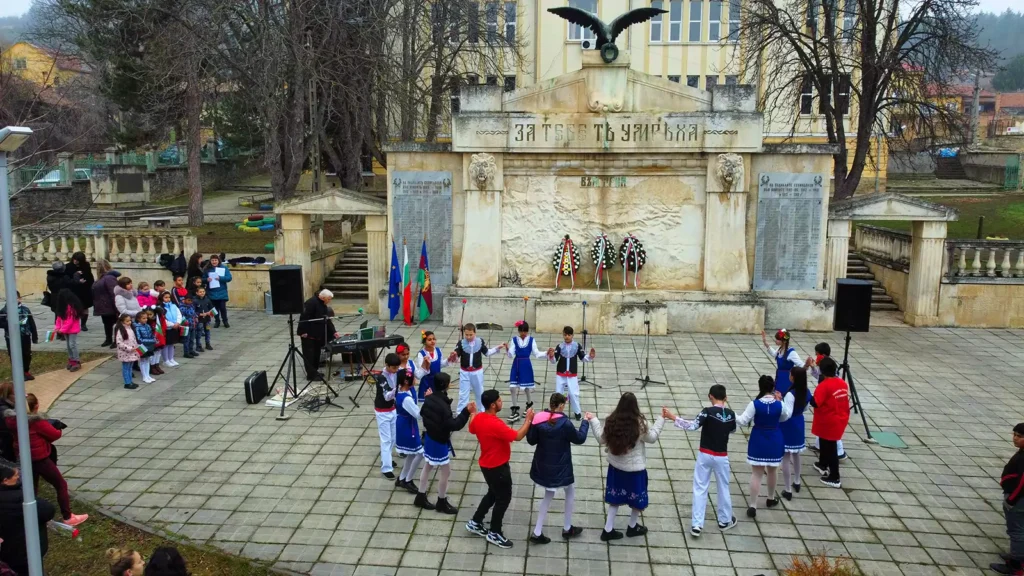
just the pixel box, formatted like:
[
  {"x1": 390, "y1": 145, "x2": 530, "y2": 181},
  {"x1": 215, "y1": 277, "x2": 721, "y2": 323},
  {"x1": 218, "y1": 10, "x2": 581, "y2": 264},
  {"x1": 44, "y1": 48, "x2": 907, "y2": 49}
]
[{"x1": 620, "y1": 233, "x2": 647, "y2": 289}]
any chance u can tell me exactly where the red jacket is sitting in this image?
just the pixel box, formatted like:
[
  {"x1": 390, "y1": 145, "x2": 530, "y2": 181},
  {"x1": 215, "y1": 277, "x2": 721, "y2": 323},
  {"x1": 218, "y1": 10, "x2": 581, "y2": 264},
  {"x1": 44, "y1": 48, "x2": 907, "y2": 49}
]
[
  {"x1": 3, "y1": 411, "x2": 61, "y2": 461},
  {"x1": 811, "y1": 376, "x2": 850, "y2": 441}
]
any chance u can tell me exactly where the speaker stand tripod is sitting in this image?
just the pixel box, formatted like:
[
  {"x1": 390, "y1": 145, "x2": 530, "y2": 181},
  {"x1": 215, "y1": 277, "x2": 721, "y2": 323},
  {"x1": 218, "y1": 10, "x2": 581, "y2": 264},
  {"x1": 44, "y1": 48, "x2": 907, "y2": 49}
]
[
  {"x1": 838, "y1": 331, "x2": 872, "y2": 439},
  {"x1": 634, "y1": 302, "x2": 666, "y2": 389},
  {"x1": 273, "y1": 314, "x2": 331, "y2": 420}
]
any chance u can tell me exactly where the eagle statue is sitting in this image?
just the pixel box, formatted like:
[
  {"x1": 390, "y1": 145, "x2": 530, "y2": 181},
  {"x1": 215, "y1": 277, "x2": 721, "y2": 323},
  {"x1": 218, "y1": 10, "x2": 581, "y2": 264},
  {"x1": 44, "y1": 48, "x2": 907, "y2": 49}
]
[{"x1": 548, "y1": 6, "x2": 668, "y2": 63}]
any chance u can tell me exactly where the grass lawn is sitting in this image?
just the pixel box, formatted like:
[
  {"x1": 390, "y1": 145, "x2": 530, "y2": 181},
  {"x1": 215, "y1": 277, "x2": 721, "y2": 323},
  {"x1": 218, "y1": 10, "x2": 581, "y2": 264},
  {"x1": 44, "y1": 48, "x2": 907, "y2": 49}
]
[
  {"x1": 862, "y1": 194, "x2": 1024, "y2": 239},
  {"x1": 37, "y1": 485, "x2": 273, "y2": 576},
  {"x1": 0, "y1": 351, "x2": 107, "y2": 383}
]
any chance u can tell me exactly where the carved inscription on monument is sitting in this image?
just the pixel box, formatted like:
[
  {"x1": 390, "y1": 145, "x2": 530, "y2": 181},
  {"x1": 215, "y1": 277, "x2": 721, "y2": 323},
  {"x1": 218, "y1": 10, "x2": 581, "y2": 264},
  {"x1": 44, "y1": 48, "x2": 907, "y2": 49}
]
[
  {"x1": 753, "y1": 172, "x2": 825, "y2": 291},
  {"x1": 392, "y1": 172, "x2": 453, "y2": 304}
]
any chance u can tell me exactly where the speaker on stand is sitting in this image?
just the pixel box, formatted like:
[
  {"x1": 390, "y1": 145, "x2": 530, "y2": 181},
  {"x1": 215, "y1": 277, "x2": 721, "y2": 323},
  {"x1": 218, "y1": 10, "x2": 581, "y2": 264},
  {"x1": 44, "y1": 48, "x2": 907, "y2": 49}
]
[
  {"x1": 267, "y1": 265, "x2": 327, "y2": 419},
  {"x1": 832, "y1": 278, "x2": 873, "y2": 439}
]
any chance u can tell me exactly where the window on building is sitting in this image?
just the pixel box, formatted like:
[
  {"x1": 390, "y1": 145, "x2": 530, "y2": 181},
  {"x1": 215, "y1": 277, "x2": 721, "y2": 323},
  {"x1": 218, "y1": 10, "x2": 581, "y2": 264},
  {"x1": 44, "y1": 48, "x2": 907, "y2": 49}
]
[
  {"x1": 709, "y1": 1, "x2": 722, "y2": 41},
  {"x1": 830, "y1": 74, "x2": 851, "y2": 114},
  {"x1": 799, "y1": 76, "x2": 814, "y2": 114},
  {"x1": 486, "y1": 2, "x2": 499, "y2": 44},
  {"x1": 686, "y1": 75, "x2": 699, "y2": 88},
  {"x1": 728, "y1": 0, "x2": 741, "y2": 41},
  {"x1": 505, "y1": 2, "x2": 517, "y2": 44},
  {"x1": 467, "y1": 73, "x2": 479, "y2": 85},
  {"x1": 706, "y1": 75, "x2": 719, "y2": 90},
  {"x1": 725, "y1": 75, "x2": 738, "y2": 85},
  {"x1": 567, "y1": 0, "x2": 597, "y2": 41},
  {"x1": 689, "y1": 0, "x2": 703, "y2": 42},
  {"x1": 451, "y1": 78, "x2": 461, "y2": 114},
  {"x1": 651, "y1": 0, "x2": 664, "y2": 42},
  {"x1": 13, "y1": 58, "x2": 27, "y2": 70},
  {"x1": 668, "y1": 75, "x2": 681, "y2": 83},
  {"x1": 486, "y1": 75, "x2": 498, "y2": 86},
  {"x1": 669, "y1": 0, "x2": 683, "y2": 42},
  {"x1": 504, "y1": 75, "x2": 517, "y2": 91},
  {"x1": 468, "y1": 2, "x2": 480, "y2": 43},
  {"x1": 806, "y1": 0, "x2": 818, "y2": 34},
  {"x1": 842, "y1": 0, "x2": 856, "y2": 39}
]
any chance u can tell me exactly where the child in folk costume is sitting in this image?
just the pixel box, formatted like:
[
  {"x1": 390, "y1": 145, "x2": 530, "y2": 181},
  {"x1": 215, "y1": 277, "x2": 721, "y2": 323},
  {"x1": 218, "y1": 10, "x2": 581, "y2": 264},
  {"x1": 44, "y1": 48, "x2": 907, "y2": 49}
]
[
  {"x1": 506, "y1": 321, "x2": 548, "y2": 424},
  {"x1": 396, "y1": 344, "x2": 417, "y2": 383},
  {"x1": 394, "y1": 370, "x2": 426, "y2": 493},
  {"x1": 663, "y1": 385, "x2": 738, "y2": 537},
  {"x1": 780, "y1": 367, "x2": 813, "y2": 500},
  {"x1": 449, "y1": 323, "x2": 506, "y2": 414},
  {"x1": 415, "y1": 330, "x2": 449, "y2": 401},
  {"x1": 547, "y1": 326, "x2": 596, "y2": 420},
  {"x1": 374, "y1": 353, "x2": 404, "y2": 479},
  {"x1": 527, "y1": 393, "x2": 589, "y2": 543},
  {"x1": 761, "y1": 329, "x2": 804, "y2": 396},
  {"x1": 416, "y1": 372, "x2": 475, "y2": 514},
  {"x1": 736, "y1": 375, "x2": 793, "y2": 518},
  {"x1": 589, "y1": 392, "x2": 666, "y2": 541},
  {"x1": 806, "y1": 342, "x2": 846, "y2": 460}
]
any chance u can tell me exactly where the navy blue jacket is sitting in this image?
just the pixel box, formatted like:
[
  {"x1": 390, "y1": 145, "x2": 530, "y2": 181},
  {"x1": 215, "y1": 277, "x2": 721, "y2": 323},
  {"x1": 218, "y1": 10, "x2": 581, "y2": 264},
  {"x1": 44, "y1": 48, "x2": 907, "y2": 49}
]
[{"x1": 527, "y1": 410, "x2": 589, "y2": 488}]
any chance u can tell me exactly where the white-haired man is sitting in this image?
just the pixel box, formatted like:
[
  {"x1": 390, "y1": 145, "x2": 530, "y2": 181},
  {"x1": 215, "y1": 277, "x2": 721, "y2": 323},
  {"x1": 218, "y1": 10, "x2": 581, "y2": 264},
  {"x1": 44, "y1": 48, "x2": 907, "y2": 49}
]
[{"x1": 297, "y1": 289, "x2": 340, "y2": 381}]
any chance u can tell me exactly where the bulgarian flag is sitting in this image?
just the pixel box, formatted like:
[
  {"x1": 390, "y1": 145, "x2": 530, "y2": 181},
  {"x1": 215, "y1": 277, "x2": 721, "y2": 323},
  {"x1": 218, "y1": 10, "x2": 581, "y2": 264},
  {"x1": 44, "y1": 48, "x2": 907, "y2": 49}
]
[
  {"x1": 417, "y1": 238, "x2": 432, "y2": 321},
  {"x1": 401, "y1": 240, "x2": 413, "y2": 325}
]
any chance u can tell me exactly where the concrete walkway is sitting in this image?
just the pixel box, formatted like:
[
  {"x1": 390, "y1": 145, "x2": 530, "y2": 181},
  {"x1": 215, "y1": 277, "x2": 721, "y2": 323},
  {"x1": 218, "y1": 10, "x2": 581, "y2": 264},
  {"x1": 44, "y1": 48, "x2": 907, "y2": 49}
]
[{"x1": 40, "y1": 308, "x2": 1024, "y2": 576}]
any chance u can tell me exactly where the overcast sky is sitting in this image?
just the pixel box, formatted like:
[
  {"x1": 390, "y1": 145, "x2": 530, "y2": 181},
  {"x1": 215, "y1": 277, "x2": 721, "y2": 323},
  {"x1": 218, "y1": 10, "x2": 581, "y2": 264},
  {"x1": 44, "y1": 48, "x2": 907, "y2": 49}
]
[{"x1": 1, "y1": 0, "x2": 1021, "y2": 19}]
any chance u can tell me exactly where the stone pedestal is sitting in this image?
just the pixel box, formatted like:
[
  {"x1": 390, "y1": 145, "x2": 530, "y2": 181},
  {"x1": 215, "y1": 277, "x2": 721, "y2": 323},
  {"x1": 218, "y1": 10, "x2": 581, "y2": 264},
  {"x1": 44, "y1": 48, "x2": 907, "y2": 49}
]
[
  {"x1": 456, "y1": 190, "x2": 501, "y2": 287},
  {"x1": 905, "y1": 221, "x2": 947, "y2": 326},
  {"x1": 57, "y1": 153, "x2": 73, "y2": 186},
  {"x1": 824, "y1": 219, "x2": 852, "y2": 299},
  {"x1": 280, "y1": 213, "x2": 312, "y2": 299},
  {"x1": 704, "y1": 154, "x2": 750, "y2": 291},
  {"x1": 365, "y1": 214, "x2": 388, "y2": 314}
]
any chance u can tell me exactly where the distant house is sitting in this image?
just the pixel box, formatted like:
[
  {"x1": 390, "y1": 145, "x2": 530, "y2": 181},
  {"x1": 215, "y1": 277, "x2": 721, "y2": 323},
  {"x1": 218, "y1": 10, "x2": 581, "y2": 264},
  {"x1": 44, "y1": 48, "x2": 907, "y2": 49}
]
[{"x1": 1, "y1": 41, "x2": 90, "y2": 89}]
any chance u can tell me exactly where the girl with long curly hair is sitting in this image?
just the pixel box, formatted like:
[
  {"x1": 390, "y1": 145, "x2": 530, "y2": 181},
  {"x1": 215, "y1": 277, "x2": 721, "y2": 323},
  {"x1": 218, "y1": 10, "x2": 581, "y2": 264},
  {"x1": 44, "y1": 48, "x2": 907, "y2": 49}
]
[{"x1": 588, "y1": 392, "x2": 665, "y2": 541}]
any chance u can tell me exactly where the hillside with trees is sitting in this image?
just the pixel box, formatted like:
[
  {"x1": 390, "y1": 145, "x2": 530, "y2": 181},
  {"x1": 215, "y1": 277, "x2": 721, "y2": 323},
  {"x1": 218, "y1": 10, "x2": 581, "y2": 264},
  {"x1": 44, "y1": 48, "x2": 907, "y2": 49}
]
[{"x1": 975, "y1": 10, "x2": 1024, "y2": 61}]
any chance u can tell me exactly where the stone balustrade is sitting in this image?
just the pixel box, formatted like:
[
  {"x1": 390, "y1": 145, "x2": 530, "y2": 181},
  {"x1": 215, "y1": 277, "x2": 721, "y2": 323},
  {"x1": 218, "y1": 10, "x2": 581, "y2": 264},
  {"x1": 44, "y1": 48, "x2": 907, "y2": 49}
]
[
  {"x1": 853, "y1": 224, "x2": 912, "y2": 269},
  {"x1": 5, "y1": 228, "x2": 198, "y2": 265},
  {"x1": 944, "y1": 240, "x2": 1024, "y2": 280}
]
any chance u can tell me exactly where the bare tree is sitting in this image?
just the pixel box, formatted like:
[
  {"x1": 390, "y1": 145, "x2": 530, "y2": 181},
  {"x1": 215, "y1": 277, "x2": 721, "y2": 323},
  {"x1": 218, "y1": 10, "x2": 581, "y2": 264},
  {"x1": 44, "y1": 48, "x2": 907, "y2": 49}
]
[{"x1": 739, "y1": 0, "x2": 995, "y2": 199}]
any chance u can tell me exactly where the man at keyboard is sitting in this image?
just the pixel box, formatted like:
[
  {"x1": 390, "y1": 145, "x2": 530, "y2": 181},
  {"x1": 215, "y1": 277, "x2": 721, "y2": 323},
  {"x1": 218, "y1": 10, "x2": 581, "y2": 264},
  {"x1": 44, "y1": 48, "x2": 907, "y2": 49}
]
[{"x1": 297, "y1": 289, "x2": 340, "y2": 381}]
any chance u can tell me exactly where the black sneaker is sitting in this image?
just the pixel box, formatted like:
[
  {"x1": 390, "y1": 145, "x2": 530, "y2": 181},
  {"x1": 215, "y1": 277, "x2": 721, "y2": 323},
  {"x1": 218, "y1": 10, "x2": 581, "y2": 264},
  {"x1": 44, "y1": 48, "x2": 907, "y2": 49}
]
[
  {"x1": 223, "y1": 322, "x2": 230, "y2": 328},
  {"x1": 820, "y1": 477, "x2": 842, "y2": 489},
  {"x1": 525, "y1": 401, "x2": 534, "y2": 410},
  {"x1": 100, "y1": 340, "x2": 113, "y2": 347},
  {"x1": 793, "y1": 482, "x2": 801, "y2": 493},
  {"x1": 625, "y1": 524, "x2": 647, "y2": 537},
  {"x1": 394, "y1": 478, "x2": 404, "y2": 489},
  {"x1": 487, "y1": 531, "x2": 513, "y2": 549},
  {"x1": 813, "y1": 462, "x2": 829, "y2": 476},
  {"x1": 124, "y1": 383, "x2": 139, "y2": 390},
  {"x1": 383, "y1": 471, "x2": 396, "y2": 480},
  {"x1": 214, "y1": 321, "x2": 221, "y2": 328},
  {"x1": 838, "y1": 452, "x2": 848, "y2": 460},
  {"x1": 507, "y1": 407, "x2": 521, "y2": 423},
  {"x1": 466, "y1": 520, "x2": 487, "y2": 537},
  {"x1": 561, "y1": 526, "x2": 582, "y2": 539},
  {"x1": 574, "y1": 413, "x2": 582, "y2": 421},
  {"x1": 718, "y1": 517, "x2": 737, "y2": 531},
  {"x1": 529, "y1": 533, "x2": 551, "y2": 544},
  {"x1": 600, "y1": 529, "x2": 623, "y2": 541},
  {"x1": 404, "y1": 481, "x2": 419, "y2": 494},
  {"x1": 435, "y1": 497, "x2": 458, "y2": 515},
  {"x1": 782, "y1": 490, "x2": 793, "y2": 501},
  {"x1": 690, "y1": 526, "x2": 702, "y2": 537},
  {"x1": 205, "y1": 343, "x2": 213, "y2": 350},
  {"x1": 746, "y1": 507, "x2": 756, "y2": 518},
  {"x1": 414, "y1": 493, "x2": 435, "y2": 510},
  {"x1": 766, "y1": 497, "x2": 780, "y2": 508}
]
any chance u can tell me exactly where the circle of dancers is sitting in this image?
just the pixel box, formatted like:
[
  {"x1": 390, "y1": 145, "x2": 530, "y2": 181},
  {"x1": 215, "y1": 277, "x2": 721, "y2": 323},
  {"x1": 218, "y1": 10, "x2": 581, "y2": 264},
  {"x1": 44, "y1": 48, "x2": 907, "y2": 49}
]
[{"x1": 365, "y1": 325, "x2": 853, "y2": 548}]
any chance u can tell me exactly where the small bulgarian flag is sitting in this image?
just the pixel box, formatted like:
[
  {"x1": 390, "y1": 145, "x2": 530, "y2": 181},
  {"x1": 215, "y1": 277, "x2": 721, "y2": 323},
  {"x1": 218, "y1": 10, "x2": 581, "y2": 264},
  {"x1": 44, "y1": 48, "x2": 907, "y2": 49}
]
[
  {"x1": 44, "y1": 330, "x2": 57, "y2": 342},
  {"x1": 401, "y1": 239, "x2": 413, "y2": 325},
  {"x1": 180, "y1": 326, "x2": 190, "y2": 337},
  {"x1": 135, "y1": 344, "x2": 148, "y2": 355},
  {"x1": 417, "y1": 238, "x2": 432, "y2": 322}
]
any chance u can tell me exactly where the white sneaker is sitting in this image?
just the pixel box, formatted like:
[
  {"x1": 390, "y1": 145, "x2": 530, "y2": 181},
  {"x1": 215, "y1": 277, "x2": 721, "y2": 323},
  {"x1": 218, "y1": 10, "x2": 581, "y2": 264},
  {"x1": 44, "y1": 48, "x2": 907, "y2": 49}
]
[
  {"x1": 168, "y1": 360, "x2": 180, "y2": 367},
  {"x1": 162, "y1": 362, "x2": 173, "y2": 369},
  {"x1": 143, "y1": 377, "x2": 155, "y2": 383}
]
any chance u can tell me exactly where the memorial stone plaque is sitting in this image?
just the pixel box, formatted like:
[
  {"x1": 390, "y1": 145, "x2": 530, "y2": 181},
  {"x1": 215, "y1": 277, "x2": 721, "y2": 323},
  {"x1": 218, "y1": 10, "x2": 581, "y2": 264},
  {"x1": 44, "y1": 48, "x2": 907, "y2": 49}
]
[
  {"x1": 392, "y1": 171, "x2": 453, "y2": 307},
  {"x1": 753, "y1": 172, "x2": 825, "y2": 291}
]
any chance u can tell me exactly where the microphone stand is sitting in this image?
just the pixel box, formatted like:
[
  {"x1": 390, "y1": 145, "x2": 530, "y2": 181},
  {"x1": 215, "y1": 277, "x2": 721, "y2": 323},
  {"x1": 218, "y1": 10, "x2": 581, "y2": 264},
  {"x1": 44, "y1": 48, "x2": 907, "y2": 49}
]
[
  {"x1": 634, "y1": 300, "x2": 665, "y2": 389},
  {"x1": 578, "y1": 300, "x2": 601, "y2": 388}
]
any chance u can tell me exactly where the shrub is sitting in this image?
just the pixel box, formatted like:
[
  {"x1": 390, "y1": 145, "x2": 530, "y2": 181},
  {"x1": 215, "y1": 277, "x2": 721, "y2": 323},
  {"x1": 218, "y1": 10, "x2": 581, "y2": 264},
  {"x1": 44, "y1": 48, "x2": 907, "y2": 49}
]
[{"x1": 782, "y1": 552, "x2": 859, "y2": 576}]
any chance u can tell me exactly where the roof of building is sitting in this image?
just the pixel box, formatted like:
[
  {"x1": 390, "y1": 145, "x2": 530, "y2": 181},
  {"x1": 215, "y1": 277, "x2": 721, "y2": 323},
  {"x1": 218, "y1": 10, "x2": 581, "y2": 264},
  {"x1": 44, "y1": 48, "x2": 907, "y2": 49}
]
[{"x1": 998, "y1": 92, "x2": 1024, "y2": 110}]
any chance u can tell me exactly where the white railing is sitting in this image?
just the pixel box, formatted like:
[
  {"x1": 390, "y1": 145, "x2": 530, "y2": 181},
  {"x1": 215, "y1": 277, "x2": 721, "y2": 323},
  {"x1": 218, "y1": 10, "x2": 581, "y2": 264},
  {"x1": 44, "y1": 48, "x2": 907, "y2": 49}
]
[
  {"x1": 853, "y1": 225, "x2": 912, "y2": 269},
  {"x1": 5, "y1": 228, "x2": 197, "y2": 264},
  {"x1": 945, "y1": 240, "x2": 1024, "y2": 280}
]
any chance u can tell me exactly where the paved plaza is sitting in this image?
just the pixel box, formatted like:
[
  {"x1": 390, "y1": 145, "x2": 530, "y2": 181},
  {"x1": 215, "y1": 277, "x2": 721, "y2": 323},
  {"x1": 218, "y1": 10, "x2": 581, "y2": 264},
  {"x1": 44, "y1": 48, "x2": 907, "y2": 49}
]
[{"x1": 38, "y1": 309, "x2": 1024, "y2": 576}]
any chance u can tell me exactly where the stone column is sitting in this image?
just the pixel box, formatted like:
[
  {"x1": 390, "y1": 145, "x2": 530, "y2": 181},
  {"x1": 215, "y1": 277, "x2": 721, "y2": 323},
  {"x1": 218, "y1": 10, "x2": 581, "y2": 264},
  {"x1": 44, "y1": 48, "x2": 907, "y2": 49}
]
[
  {"x1": 280, "y1": 213, "x2": 313, "y2": 300},
  {"x1": 704, "y1": 153, "x2": 750, "y2": 291},
  {"x1": 105, "y1": 147, "x2": 117, "y2": 164},
  {"x1": 824, "y1": 219, "x2": 851, "y2": 300},
  {"x1": 457, "y1": 153, "x2": 503, "y2": 287},
  {"x1": 57, "y1": 152, "x2": 73, "y2": 186},
  {"x1": 365, "y1": 214, "x2": 388, "y2": 315},
  {"x1": 904, "y1": 220, "x2": 947, "y2": 326},
  {"x1": 145, "y1": 147, "x2": 156, "y2": 173}
]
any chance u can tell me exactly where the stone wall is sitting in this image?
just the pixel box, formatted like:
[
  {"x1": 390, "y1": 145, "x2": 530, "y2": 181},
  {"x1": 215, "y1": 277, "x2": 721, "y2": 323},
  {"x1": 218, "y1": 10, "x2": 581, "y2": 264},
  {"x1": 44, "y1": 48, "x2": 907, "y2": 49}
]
[
  {"x1": 960, "y1": 152, "x2": 1020, "y2": 188},
  {"x1": 938, "y1": 283, "x2": 1024, "y2": 328},
  {"x1": 11, "y1": 181, "x2": 91, "y2": 220},
  {"x1": 150, "y1": 158, "x2": 261, "y2": 201}
]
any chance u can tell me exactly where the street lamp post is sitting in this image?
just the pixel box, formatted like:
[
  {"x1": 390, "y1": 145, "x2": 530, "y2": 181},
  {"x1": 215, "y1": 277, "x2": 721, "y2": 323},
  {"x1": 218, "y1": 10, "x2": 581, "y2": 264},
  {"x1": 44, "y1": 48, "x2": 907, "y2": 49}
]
[{"x1": 0, "y1": 125, "x2": 45, "y2": 576}]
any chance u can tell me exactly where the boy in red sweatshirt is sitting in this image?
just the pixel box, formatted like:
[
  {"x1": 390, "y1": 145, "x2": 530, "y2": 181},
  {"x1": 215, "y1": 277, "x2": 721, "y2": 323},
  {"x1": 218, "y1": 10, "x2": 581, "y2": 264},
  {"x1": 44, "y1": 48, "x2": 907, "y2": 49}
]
[
  {"x1": 810, "y1": 357, "x2": 849, "y2": 488},
  {"x1": 991, "y1": 423, "x2": 1024, "y2": 576}
]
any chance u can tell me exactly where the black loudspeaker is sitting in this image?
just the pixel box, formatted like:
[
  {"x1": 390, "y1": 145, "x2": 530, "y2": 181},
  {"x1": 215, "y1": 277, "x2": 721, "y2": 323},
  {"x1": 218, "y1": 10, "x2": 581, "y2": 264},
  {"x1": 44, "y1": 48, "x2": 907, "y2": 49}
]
[
  {"x1": 834, "y1": 278, "x2": 873, "y2": 333},
  {"x1": 269, "y1": 265, "x2": 304, "y2": 315}
]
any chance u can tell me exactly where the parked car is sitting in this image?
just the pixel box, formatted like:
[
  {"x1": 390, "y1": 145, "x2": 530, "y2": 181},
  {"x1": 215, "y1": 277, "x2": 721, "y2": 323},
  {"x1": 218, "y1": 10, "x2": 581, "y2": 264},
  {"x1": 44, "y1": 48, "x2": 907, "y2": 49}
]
[{"x1": 32, "y1": 168, "x2": 91, "y2": 187}]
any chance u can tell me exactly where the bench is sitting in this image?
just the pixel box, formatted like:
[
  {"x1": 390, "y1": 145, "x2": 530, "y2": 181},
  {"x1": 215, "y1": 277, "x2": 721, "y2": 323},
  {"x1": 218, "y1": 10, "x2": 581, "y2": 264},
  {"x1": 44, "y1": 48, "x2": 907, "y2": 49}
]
[{"x1": 140, "y1": 216, "x2": 174, "y2": 228}]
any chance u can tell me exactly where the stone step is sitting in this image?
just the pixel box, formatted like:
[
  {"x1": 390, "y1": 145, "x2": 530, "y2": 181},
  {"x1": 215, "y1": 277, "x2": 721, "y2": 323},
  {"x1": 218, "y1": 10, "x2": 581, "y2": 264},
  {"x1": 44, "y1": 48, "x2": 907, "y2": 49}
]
[
  {"x1": 329, "y1": 269, "x2": 368, "y2": 278},
  {"x1": 871, "y1": 294, "x2": 893, "y2": 303},
  {"x1": 324, "y1": 278, "x2": 368, "y2": 287},
  {"x1": 336, "y1": 263, "x2": 368, "y2": 272},
  {"x1": 872, "y1": 287, "x2": 886, "y2": 294},
  {"x1": 329, "y1": 291, "x2": 369, "y2": 299},
  {"x1": 846, "y1": 272, "x2": 875, "y2": 280},
  {"x1": 871, "y1": 302, "x2": 900, "y2": 311},
  {"x1": 846, "y1": 265, "x2": 869, "y2": 274}
]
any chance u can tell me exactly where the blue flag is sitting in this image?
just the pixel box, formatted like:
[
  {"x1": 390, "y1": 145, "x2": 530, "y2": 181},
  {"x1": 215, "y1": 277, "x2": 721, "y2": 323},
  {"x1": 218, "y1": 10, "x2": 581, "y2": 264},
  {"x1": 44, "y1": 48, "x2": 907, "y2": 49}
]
[{"x1": 388, "y1": 239, "x2": 402, "y2": 321}]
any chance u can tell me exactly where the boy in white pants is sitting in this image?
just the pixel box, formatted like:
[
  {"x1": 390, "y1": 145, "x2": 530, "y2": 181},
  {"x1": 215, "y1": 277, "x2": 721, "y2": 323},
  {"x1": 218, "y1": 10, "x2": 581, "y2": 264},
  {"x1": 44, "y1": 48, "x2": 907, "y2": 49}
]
[
  {"x1": 547, "y1": 326, "x2": 595, "y2": 420},
  {"x1": 664, "y1": 385, "x2": 738, "y2": 537},
  {"x1": 449, "y1": 323, "x2": 505, "y2": 414},
  {"x1": 374, "y1": 353, "x2": 404, "y2": 479}
]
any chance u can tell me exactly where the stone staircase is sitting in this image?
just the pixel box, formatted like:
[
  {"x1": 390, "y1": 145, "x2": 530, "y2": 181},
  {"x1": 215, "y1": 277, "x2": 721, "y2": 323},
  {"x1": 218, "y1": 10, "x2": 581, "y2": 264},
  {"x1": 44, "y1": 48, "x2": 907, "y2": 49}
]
[
  {"x1": 322, "y1": 243, "x2": 368, "y2": 300},
  {"x1": 846, "y1": 251, "x2": 900, "y2": 311}
]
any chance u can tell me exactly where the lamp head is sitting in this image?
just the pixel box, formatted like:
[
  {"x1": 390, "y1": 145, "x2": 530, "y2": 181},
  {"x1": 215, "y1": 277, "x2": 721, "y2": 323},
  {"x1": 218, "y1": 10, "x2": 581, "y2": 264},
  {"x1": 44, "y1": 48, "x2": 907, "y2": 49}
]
[{"x1": 0, "y1": 126, "x2": 33, "y2": 153}]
